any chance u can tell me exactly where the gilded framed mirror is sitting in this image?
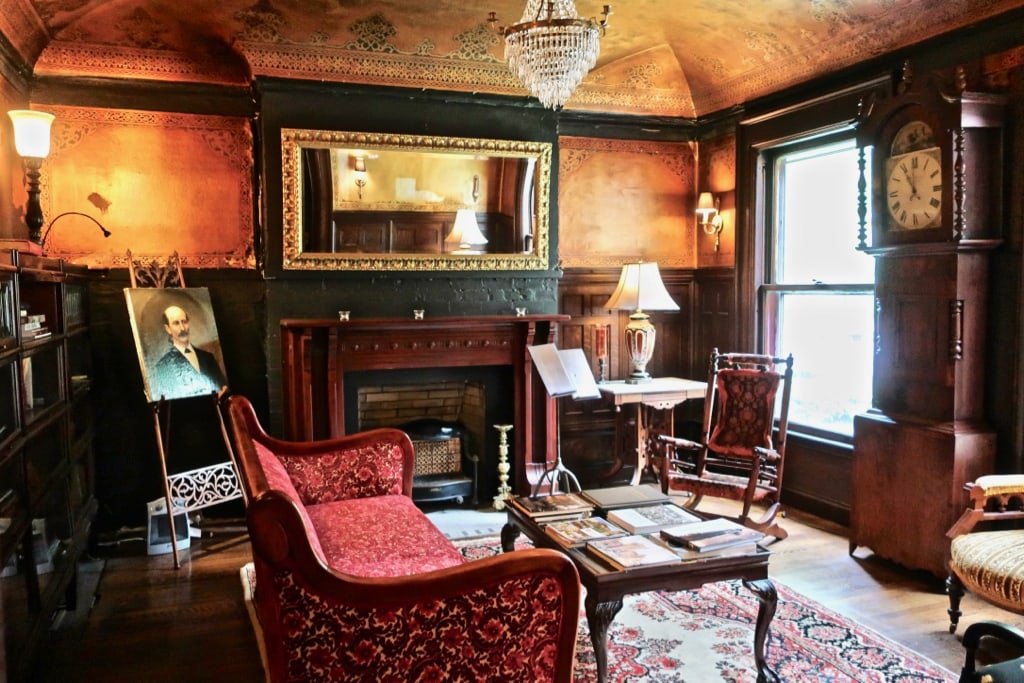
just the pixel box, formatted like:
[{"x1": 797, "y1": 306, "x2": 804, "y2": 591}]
[{"x1": 281, "y1": 128, "x2": 552, "y2": 271}]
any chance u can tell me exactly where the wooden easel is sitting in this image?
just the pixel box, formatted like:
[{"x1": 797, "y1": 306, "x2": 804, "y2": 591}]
[{"x1": 128, "y1": 251, "x2": 242, "y2": 569}]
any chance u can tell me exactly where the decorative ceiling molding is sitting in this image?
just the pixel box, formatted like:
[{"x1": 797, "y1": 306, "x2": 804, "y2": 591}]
[
  {"x1": 3, "y1": 1, "x2": 1022, "y2": 118},
  {"x1": 692, "y1": 0, "x2": 1023, "y2": 114},
  {"x1": 34, "y1": 42, "x2": 249, "y2": 83}
]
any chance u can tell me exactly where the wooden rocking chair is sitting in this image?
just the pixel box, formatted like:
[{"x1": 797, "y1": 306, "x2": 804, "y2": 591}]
[{"x1": 655, "y1": 348, "x2": 794, "y2": 540}]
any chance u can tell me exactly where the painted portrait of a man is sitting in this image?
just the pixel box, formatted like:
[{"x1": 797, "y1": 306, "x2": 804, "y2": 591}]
[{"x1": 125, "y1": 287, "x2": 229, "y2": 403}]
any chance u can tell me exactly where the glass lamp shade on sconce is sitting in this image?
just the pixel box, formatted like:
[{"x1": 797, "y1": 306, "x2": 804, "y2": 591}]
[
  {"x1": 697, "y1": 191, "x2": 725, "y2": 251},
  {"x1": 7, "y1": 110, "x2": 55, "y2": 243},
  {"x1": 352, "y1": 155, "x2": 367, "y2": 199},
  {"x1": 604, "y1": 261, "x2": 679, "y2": 383}
]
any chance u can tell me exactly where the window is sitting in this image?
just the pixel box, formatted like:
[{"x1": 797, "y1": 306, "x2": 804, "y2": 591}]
[{"x1": 761, "y1": 137, "x2": 873, "y2": 439}]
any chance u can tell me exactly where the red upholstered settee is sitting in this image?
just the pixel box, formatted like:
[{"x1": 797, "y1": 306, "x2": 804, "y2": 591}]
[{"x1": 226, "y1": 395, "x2": 581, "y2": 682}]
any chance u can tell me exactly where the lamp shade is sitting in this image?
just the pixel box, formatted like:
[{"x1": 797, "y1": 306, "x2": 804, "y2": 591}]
[
  {"x1": 446, "y1": 209, "x2": 489, "y2": 250},
  {"x1": 696, "y1": 191, "x2": 716, "y2": 212},
  {"x1": 7, "y1": 110, "x2": 55, "y2": 158},
  {"x1": 604, "y1": 261, "x2": 679, "y2": 313}
]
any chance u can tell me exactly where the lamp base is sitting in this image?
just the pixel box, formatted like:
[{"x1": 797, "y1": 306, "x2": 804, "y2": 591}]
[
  {"x1": 624, "y1": 311, "x2": 657, "y2": 384},
  {"x1": 0, "y1": 239, "x2": 42, "y2": 256}
]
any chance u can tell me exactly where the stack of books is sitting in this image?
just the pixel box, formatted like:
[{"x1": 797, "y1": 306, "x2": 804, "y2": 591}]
[
  {"x1": 508, "y1": 493, "x2": 593, "y2": 522},
  {"x1": 544, "y1": 517, "x2": 628, "y2": 547},
  {"x1": 20, "y1": 311, "x2": 50, "y2": 340},
  {"x1": 586, "y1": 534, "x2": 681, "y2": 570},
  {"x1": 660, "y1": 518, "x2": 765, "y2": 553},
  {"x1": 581, "y1": 484, "x2": 670, "y2": 512},
  {"x1": 606, "y1": 503, "x2": 702, "y2": 534}
]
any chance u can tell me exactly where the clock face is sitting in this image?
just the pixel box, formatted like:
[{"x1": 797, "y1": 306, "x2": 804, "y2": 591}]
[
  {"x1": 890, "y1": 120, "x2": 936, "y2": 156},
  {"x1": 885, "y1": 147, "x2": 942, "y2": 230}
]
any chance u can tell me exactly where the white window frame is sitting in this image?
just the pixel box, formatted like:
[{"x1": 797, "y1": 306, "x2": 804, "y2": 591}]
[{"x1": 759, "y1": 134, "x2": 874, "y2": 442}]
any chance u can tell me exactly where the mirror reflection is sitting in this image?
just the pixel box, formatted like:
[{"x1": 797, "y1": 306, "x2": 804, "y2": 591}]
[{"x1": 281, "y1": 129, "x2": 551, "y2": 271}]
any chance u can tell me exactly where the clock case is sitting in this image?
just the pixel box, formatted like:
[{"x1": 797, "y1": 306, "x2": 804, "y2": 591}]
[
  {"x1": 855, "y1": 66, "x2": 1007, "y2": 250},
  {"x1": 849, "y1": 66, "x2": 1007, "y2": 577}
]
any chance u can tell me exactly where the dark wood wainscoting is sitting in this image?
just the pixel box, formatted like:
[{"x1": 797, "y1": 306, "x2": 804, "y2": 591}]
[
  {"x1": 326, "y1": 210, "x2": 517, "y2": 254},
  {"x1": 692, "y1": 267, "x2": 736, "y2": 366},
  {"x1": 783, "y1": 435, "x2": 853, "y2": 525}
]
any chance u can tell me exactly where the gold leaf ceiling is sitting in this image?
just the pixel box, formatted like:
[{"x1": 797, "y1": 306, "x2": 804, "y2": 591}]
[{"x1": 2, "y1": 0, "x2": 1021, "y2": 117}]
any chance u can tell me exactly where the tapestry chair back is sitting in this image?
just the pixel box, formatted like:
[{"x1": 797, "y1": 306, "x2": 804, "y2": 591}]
[{"x1": 656, "y1": 348, "x2": 794, "y2": 540}]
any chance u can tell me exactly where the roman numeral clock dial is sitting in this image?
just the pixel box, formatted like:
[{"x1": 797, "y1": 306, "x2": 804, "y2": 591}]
[{"x1": 885, "y1": 147, "x2": 942, "y2": 230}]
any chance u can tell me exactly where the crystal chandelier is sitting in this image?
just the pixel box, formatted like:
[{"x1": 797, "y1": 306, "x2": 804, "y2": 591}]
[{"x1": 489, "y1": 1, "x2": 611, "y2": 110}]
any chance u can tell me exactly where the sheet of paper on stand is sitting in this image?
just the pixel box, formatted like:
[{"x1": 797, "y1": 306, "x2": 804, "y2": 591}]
[{"x1": 527, "y1": 343, "x2": 601, "y2": 399}]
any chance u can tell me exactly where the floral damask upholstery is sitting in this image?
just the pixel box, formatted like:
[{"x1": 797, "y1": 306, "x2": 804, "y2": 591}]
[
  {"x1": 227, "y1": 395, "x2": 581, "y2": 683},
  {"x1": 307, "y1": 495, "x2": 466, "y2": 576},
  {"x1": 278, "y1": 442, "x2": 405, "y2": 504},
  {"x1": 271, "y1": 567, "x2": 571, "y2": 682},
  {"x1": 254, "y1": 441, "x2": 326, "y2": 561},
  {"x1": 707, "y1": 369, "x2": 780, "y2": 457}
]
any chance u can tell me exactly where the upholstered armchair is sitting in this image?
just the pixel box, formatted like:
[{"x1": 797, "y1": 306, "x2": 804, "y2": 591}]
[
  {"x1": 227, "y1": 396, "x2": 581, "y2": 682},
  {"x1": 946, "y1": 474, "x2": 1024, "y2": 634},
  {"x1": 957, "y1": 620, "x2": 1024, "y2": 683}
]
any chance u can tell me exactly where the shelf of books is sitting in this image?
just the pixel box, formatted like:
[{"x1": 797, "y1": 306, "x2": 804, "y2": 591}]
[{"x1": 0, "y1": 252, "x2": 100, "y2": 682}]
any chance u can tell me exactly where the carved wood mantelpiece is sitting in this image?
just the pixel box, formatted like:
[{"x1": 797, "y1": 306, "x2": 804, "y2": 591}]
[{"x1": 280, "y1": 315, "x2": 568, "y2": 495}]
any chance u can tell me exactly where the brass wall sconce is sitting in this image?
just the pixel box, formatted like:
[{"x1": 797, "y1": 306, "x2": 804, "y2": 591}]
[
  {"x1": 7, "y1": 110, "x2": 55, "y2": 243},
  {"x1": 696, "y1": 191, "x2": 725, "y2": 251},
  {"x1": 353, "y1": 155, "x2": 367, "y2": 199}
]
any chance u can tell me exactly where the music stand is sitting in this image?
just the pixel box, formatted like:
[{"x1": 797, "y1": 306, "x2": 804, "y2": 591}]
[{"x1": 527, "y1": 344, "x2": 601, "y2": 496}]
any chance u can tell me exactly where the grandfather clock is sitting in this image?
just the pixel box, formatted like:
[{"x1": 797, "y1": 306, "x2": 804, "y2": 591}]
[{"x1": 849, "y1": 63, "x2": 1006, "y2": 577}]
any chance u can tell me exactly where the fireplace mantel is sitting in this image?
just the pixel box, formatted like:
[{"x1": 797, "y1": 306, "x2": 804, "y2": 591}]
[{"x1": 280, "y1": 315, "x2": 568, "y2": 495}]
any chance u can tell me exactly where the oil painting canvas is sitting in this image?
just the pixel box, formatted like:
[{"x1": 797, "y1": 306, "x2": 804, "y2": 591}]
[{"x1": 125, "y1": 287, "x2": 228, "y2": 403}]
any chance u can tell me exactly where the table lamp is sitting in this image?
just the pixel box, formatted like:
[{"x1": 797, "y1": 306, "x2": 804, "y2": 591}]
[
  {"x1": 446, "y1": 209, "x2": 489, "y2": 254},
  {"x1": 604, "y1": 261, "x2": 679, "y2": 383}
]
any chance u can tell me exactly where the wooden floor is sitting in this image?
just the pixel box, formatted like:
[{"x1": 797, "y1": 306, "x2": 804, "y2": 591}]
[{"x1": 35, "y1": 505, "x2": 1024, "y2": 682}]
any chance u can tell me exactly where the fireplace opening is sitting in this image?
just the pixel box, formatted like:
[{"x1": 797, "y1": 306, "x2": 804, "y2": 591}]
[{"x1": 345, "y1": 366, "x2": 513, "y2": 505}]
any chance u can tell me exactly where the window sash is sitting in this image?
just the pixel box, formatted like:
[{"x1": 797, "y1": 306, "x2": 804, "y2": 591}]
[
  {"x1": 762, "y1": 288, "x2": 874, "y2": 439},
  {"x1": 761, "y1": 136, "x2": 874, "y2": 441}
]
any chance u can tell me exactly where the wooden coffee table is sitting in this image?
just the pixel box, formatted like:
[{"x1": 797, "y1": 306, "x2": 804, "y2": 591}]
[{"x1": 502, "y1": 504, "x2": 779, "y2": 683}]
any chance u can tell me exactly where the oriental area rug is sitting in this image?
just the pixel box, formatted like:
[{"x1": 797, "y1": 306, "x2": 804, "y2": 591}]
[{"x1": 240, "y1": 535, "x2": 958, "y2": 683}]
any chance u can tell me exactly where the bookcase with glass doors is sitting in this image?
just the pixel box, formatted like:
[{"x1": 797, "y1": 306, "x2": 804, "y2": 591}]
[{"x1": 0, "y1": 251, "x2": 99, "y2": 681}]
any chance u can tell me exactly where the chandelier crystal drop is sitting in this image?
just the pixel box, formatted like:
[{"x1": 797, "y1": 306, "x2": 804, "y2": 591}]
[{"x1": 490, "y1": 1, "x2": 610, "y2": 110}]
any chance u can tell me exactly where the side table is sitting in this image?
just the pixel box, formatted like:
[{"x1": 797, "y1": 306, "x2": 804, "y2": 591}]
[{"x1": 599, "y1": 378, "x2": 707, "y2": 485}]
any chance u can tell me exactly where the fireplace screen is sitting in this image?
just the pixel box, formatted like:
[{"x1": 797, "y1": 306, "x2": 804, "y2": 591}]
[{"x1": 400, "y1": 418, "x2": 479, "y2": 506}]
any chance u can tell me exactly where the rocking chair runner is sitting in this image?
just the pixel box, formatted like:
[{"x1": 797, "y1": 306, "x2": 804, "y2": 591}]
[{"x1": 654, "y1": 348, "x2": 794, "y2": 540}]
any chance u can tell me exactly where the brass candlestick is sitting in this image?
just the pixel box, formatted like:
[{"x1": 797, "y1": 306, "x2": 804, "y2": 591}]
[{"x1": 493, "y1": 424, "x2": 513, "y2": 510}]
